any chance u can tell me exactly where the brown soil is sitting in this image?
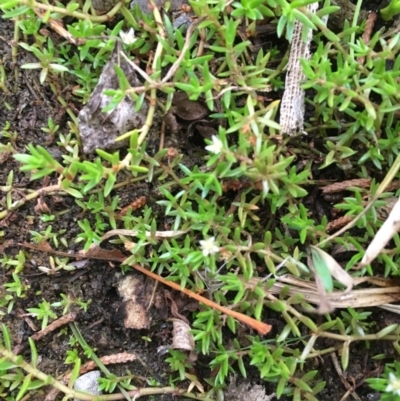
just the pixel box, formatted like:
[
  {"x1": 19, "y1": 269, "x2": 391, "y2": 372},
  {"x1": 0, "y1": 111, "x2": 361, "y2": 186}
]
[{"x1": 0, "y1": 2, "x2": 396, "y2": 400}]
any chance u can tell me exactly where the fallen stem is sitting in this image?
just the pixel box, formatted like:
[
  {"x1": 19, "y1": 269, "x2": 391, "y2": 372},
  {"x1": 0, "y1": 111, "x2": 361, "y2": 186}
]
[
  {"x1": 129, "y1": 262, "x2": 272, "y2": 335},
  {"x1": 18, "y1": 0, "x2": 123, "y2": 22},
  {"x1": 318, "y1": 151, "x2": 400, "y2": 248},
  {"x1": 0, "y1": 343, "x2": 214, "y2": 401},
  {"x1": 20, "y1": 242, "x2": 272, "y2": 335},
  {"x1": 0, "y1": 184, "x2": 61, "y2": 220}
]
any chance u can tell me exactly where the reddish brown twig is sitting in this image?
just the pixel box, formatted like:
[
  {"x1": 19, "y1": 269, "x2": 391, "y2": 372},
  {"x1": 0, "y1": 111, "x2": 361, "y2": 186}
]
[
  {"x1": 22, "y1": 242, "x2": 272, "y2": 335},
  {"x1": 13, "y1": 312, "x2": 77, "y2": 355},
  {"x1": 320, "y1": 179, "x2": 372, "y2": 194},
  {"x1": 326, "y1": 215, "x2": 353, "y2": 233},
  {"x1": 129, "y1": 263, "x2": 272, "y2": 335},
  {"x1": 358, "y1": 12, "x2": 377, "y2": 65},
  {"x1": 222, "y1": 179, "x2": 248, "y2": 192},
  {"x1": 63, "y1": 352, "x2": 138, "y2": 382},
  {"x1": 119, "y1": 196, "x2": 147, "y2": 217}
]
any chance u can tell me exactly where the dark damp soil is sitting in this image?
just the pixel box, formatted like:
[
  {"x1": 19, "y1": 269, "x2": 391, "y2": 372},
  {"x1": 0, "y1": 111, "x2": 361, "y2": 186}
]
[{"x1": 0, "y1": 1, "x2": 396, "y2": 400}]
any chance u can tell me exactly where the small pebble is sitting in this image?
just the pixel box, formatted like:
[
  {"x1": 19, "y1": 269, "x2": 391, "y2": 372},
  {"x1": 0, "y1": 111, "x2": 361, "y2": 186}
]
[
  {"x1": 73, "y1": 371, "x2": 102, "y2": 401},
  {"x1": 366, "y1": 393, "x2": 381, "y2": 401}
]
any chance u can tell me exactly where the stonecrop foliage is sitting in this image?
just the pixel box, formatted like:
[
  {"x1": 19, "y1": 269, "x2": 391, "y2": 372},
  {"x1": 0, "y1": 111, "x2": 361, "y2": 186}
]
[{"x1": 1, "y1": 0, "x2": 400, "y2": 399}]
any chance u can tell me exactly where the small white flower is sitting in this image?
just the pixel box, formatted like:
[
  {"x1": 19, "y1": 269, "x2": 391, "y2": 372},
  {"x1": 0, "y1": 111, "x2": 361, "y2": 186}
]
[
  {"x1": 386, "y1": 372, "x2": 400, "y2": 396},
  {"x1": 205, "y1": 136, "x2": 223, "y2": 154},
  {"x1": 120, "y1": 28, "x2": 136, "y2": 45},
  {"x1": 199, "y1": 236, "x2": 219, "y2": 257}
]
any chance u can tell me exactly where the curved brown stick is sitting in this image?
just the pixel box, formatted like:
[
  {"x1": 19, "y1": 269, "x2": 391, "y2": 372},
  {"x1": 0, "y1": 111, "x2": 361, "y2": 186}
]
[
  {"x1": 130, "y1": 262, "x2": 272, "y2": 335},
  {"x1": 20, "y1": 242, "x2": 272, "y2": 335}
]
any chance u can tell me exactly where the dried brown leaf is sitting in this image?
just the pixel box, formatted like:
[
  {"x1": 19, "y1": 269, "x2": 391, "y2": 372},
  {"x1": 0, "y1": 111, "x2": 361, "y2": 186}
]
[
  {"x1": 246, "y1": 274, "x2": 400, "y2": 311},
  {"x1": 171, "y1": 318, "x2": 196, "y2": 361},
  {"x1": 78, "y1": 45, "x2": 148, "y2": 154}
]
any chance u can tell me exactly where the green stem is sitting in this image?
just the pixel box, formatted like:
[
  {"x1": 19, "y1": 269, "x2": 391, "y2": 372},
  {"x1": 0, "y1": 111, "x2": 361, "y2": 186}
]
[
  {"x1": 13, "y1": 17, "x2": 20, "y2": 92},
  {"x1": 69, "y1": 322, "x2": 136, "y2": 401},
  {"x1": 19, "y1": 0, "x2": 123, "y2": 22},
  {"x1": 0, "y1": 344, "x2": 214, "y2": 400},
  {"x1": 0, "y1": 345, "x2": 92, "y2": 400},
  {"x1": 0, "y1": 184, "x2": 61, "y2": 220},
  {"x1": 349, "y1": 0, "x2": 363, "y2": 58}
]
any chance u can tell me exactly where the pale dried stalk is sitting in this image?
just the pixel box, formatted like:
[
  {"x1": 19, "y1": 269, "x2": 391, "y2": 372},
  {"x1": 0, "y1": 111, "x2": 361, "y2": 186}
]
[
  {"x1": 360, "y1": 196, "x2": 400, "y2": 267},
  {"x1": 246, "y1": 274, "x2": 400, "y2": 311},
  {"x1": 280, "y1": 3, "x2": 318, "y2": 136}
]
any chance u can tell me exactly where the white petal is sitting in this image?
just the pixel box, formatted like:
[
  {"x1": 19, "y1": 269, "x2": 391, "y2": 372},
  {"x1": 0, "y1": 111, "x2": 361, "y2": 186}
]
[
  {"x1": 199, "y1": 236, "x2": 219, "y2": 256},
  {"x1": 120, "y1": 28, "x2": 136, "y2": 45},
  {"x1": 205, "y1": 136, "x2": 223, "y2": 154}
]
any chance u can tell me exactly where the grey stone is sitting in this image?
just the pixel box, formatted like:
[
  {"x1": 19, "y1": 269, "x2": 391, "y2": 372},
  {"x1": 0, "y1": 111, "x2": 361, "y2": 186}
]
[{"x1": 73, "y1": 371, "x2": 102, "y2": 401}]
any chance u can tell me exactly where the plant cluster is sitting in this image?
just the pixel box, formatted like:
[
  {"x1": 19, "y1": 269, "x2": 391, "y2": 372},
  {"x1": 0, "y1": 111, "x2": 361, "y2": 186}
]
[{"x1": 0, "y1": 0, "x2": 400, "y2": 400}]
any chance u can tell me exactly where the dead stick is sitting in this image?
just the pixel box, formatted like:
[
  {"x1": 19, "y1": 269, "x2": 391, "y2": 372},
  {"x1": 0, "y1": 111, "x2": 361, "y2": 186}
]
[
  {"x1": 129, "y1": 262, "x2": 272, "y2": 335},
  {"x1": 13, "y1": 312, "x2": 77, "y2": 355},
  {"x1": 358, "y1": 12, "x2": 377, "y2": 65},
  {"x1": 20, "y1": 242, "x2": 272, "y2": 335}
]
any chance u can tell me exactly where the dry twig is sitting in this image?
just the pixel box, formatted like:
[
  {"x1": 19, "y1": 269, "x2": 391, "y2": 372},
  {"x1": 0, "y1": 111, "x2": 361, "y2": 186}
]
[
  {"x1": 13, "y1": 312, "x2": 77, "y2": 355},
  {"x1": 358, "y1": 12, "x2": 377, "y2": 65},
  {"x1": 246, "y1": 274, "x2": 400, "y2": 311},
  {"x1": 22, "y1": 242, "x2": 272, "y2": 335}
]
